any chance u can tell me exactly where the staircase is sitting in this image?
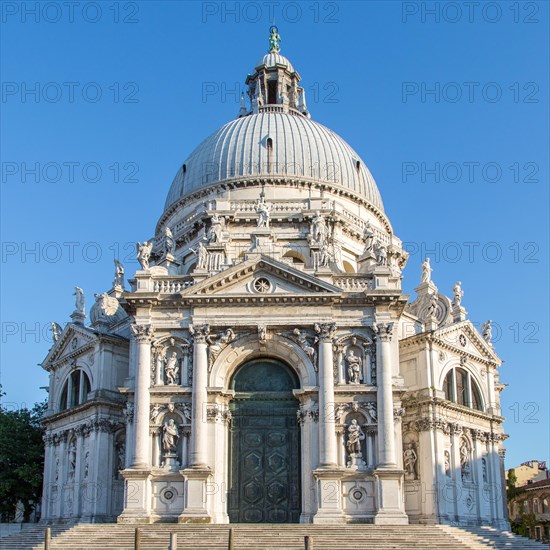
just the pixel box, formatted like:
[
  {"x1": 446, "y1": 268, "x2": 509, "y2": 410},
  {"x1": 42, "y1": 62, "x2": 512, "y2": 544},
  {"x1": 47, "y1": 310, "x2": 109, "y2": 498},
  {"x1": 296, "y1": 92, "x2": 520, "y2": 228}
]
[{"x1": 1, "y1": 524, "x2": 546, "y2": 550}]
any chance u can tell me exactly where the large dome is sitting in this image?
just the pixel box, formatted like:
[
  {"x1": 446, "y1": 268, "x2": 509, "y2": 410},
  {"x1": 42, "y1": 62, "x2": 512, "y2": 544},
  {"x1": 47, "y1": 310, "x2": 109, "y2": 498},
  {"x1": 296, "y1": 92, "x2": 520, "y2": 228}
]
[{"x1": 164, "y1": 112, "x2": 383, "y2": 212}]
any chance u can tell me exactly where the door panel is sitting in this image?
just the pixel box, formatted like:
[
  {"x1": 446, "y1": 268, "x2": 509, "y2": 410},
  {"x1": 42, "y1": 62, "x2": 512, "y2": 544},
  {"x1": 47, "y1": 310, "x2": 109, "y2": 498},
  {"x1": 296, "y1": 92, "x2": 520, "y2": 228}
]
[{"x1": 229, "y1": 398, "x2": 300, "y2": 523}]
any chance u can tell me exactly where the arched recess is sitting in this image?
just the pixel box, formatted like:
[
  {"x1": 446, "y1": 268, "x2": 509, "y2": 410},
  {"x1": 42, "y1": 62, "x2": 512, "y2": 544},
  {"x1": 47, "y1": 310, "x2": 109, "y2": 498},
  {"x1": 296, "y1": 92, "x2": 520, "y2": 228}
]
[
  {"x1": 210, "y1": 332, "x2": 316, "y2": 389},
  {"x1": 150, "y1": 403, "x2": 191, "y2": 470},
  {"x1": 151, "y1": 335, "x2": 192, "y2": 387}
]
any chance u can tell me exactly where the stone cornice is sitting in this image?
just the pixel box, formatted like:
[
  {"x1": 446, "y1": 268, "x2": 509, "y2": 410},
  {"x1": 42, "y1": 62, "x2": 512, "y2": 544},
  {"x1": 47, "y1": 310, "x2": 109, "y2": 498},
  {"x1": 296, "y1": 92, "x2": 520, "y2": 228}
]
[
  {"x1": 42, "y1": 398, "x2": 125, "y2": 427},
  {"x1": 399, "y1": 328, "x2": 500, "y2": 368},
  {"x1": 403, "y1": 395, "x2": 505, "y2": 424}
]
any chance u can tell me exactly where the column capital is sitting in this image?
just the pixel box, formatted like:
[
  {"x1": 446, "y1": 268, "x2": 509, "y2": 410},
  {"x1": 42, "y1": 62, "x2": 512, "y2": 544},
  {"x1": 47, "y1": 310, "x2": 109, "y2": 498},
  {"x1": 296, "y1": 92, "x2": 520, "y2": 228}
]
[
  {"x1": 189, "y1": 323, "x2": 210, "y2": 344},
  {"x1": 131, "y1": 323, "x2": 154, "y2": 343},
  {"x1": 374, "y1": 322, "x2": 394, "y2": 342},
  {"x1": 315, "y1": 322, "x2": 337, "y2": 343}
]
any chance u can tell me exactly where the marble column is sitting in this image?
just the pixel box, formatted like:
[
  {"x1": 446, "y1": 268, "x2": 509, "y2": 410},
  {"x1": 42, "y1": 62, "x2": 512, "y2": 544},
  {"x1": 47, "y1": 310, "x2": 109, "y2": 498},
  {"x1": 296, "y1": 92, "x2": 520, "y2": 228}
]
[
  {"x1": 316, "y1": 323, "x2": 338, "y2": 467},
  {"x1": 375, "y1": 322, "x2": 396, "y2": 467},
  {"x1": 372, "y1": 322, "x2": 408, "y2": 524},
  {"x1": 189, "y1": 323, "x2": 210, "y2": 468},
  {"x1": 130, "y1": 324, "x2": 154, "y2": 469}
]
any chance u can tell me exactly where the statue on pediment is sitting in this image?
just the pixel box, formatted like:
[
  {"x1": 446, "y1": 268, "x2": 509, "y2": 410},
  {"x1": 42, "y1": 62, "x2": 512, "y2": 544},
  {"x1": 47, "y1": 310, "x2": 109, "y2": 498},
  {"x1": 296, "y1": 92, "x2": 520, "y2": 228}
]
[
  {"x1": 421, "y1": 257, "x2": 432, "y2": 284},
  {"x1": 113, "y1": 259, "x2": 125, "y2": 289},
  {"x1": 73, "y1": 287, "x2": 85, "y2": 314}
]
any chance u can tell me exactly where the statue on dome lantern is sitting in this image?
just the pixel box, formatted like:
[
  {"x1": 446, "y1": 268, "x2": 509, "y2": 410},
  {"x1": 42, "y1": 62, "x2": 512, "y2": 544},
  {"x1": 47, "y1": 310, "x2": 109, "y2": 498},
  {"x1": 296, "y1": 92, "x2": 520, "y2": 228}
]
[{"x1": 268, "y1": 26, "x2": 281, "y2": 53}]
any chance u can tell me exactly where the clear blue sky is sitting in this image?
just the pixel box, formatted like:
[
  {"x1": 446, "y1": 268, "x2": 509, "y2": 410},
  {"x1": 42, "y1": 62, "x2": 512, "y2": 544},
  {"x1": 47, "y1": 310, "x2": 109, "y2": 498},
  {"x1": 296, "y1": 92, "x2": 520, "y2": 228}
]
[{"x1": 1, "y1": 1, "x2": 548, "y2": 469}]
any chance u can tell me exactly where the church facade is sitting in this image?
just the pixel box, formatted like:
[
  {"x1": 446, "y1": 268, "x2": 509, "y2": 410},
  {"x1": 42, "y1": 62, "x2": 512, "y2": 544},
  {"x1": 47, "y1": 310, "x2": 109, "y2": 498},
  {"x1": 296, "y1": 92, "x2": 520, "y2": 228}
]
[{"x1": 40, "y1": 30, "x2": 509, "y2": 527}]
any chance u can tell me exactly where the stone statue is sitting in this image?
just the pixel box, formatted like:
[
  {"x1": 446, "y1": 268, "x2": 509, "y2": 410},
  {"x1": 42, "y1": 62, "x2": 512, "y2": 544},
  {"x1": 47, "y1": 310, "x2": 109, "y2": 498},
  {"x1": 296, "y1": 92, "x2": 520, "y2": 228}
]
[
  {"x1": 460, "y1": 440, "x2": 471, "y2": 480},
  {"x1": 164, "y1": 226, "x2": 176, "y2": 255},
  {"x1": 365, "y1": 402, "x2": 377, "y2": 422},
  {"x1": 403, "y1": 443, "x2": 418, "y2": 480},
  {"x1": 444, "y1": 450, "x2": 451, "y2": 477},
  {"x1": 292, "y1": 329, "x2": 316, "y2": 366},
  {"x1": 68, "y1": 439, "x2": 77, "y2": 479},
  {"x1": 426, "y1": 294, "x2": 438, "y2": 319},
  {"x1": 258, "y1": 325, "x2": 266, "y2": 344},
  {"x1": 319, "y1": 242, "x2": 331, "y2": 267},
  {"x1": 346, "y1": 419, "x2": 365, "y2": 455},
  {"x1": 421, "y1": 257, "x2": 432, "y2": 284},
  {"x1": 207, "y1": 328, "x2": 235, "y2": 369},
  {"x1": 481, "y1": 320, "x2": 493, "y2": 344},
  {"x1": 150, "y1": 403, "x2": 162, "y2": 422},
  {"x1": 51, "y1": 322, "x2": 63, "y2": 342},
  {"x1": 311, "y1": 211, "x2": 327, "y2": 244},
  {"x1": 83, "y1": 450, "x2": 89, "y2": 479},
  {"x1": 363, "y1": 222, "x2": 374, "y2": 254},
  {"x1": 136, "y1": 241, "x2": 153, "y2": 269},
  {"x1": 162, "y1": 419, "x2": 179, "y2": 452},
  {"x1": 73, "y1": 287, "x2": 85, "y2": 314},
  {"x1": 346, "y1": 349, "x2": 363, "y2": 384},
  {"x1": 374, "y1": 240, "x2": 387, "y2": 266},
  {"x1": 207, "y1": 214, "x2": 225, "y2": 244},
  {"x1": 113, "y1": 259, "x2": 125, "y2": 289},
  {"x1": 116, "y1": 441, "x2": 126, "y2": 473},
  {"x1": 190, "y1": 241, "x2": 208, "y2": 270},
  {"x1": 268, "y1": 25, "x2": 281, "y2": 53},
  {"x1": 256, "y1": 193, "x2": 272, "y2": 228},
  {"x1": 164, "y1": 351, "x2": 179, "y2": 385},
  {"x1": 452, "y1": 281, "x2": 463, "y2": 307}
]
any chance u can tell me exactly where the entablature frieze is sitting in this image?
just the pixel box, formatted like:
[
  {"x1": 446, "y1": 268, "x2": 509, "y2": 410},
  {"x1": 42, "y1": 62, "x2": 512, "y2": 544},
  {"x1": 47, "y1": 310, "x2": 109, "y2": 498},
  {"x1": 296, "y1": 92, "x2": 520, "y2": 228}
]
[
  {"x1": 156, "y1": 177, "x2": 393, "y2": 236},
  {"x1": 44, "y1": 417, "x2": 125, "y2": 447}
]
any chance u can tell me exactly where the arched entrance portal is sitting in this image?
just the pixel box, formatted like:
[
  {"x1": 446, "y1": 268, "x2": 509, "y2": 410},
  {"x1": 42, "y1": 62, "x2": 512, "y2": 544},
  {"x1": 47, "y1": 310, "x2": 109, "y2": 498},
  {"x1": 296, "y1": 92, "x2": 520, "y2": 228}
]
[{"x1": 228, "y1": 358, "x2": 301, "y2": 523}]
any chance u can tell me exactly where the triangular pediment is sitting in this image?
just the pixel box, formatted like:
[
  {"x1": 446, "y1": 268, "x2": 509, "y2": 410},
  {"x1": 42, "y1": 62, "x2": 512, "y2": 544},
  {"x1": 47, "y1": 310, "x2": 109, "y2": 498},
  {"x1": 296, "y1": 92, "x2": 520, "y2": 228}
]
[
  {"x1": 182, "y1": 255, "x2": 342, "y2": 297},
  {"x1": 435, "y1": 320, "x2": 500, "y2": 363},
  {"x1": 42, "y1": 323, "x2": 98, "y2": 371}
]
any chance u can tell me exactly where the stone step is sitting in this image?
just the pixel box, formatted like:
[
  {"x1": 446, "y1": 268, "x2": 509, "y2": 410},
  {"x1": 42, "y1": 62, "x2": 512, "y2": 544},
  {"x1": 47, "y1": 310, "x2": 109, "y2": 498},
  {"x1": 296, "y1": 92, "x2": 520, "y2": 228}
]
[{"x1": 1, "y1": 524, "x2": 545, "y2": 550}]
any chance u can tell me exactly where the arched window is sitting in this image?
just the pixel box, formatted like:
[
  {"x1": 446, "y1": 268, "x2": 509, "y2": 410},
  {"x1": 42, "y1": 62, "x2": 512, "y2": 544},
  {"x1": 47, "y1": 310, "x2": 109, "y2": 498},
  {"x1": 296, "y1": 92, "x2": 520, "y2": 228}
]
[
  {"x1": 533, "y1": 498, "x2": 540, "y2": 514},
  {"x1": 542, "y1": 497, "x2": 549, "y2": 514},
  {"x1": 59, "y1": 369, "x2": 91, "y2": 411},
  {"x1": 443, "y1": 368, "x2": 484, "y2": 411}
]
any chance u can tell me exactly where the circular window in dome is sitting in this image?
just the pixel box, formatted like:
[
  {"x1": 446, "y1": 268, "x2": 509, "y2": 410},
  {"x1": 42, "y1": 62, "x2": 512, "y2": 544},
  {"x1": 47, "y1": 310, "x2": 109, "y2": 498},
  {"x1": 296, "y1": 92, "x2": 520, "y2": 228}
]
[{"x1": 253, "y1": 277, "x2": 272, "y2": 293}]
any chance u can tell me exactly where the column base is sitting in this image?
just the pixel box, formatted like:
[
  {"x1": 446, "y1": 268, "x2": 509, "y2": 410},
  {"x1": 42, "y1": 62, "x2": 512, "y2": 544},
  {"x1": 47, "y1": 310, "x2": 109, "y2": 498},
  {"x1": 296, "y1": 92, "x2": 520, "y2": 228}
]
[
  {"x1": 373, "y1": 467, "x2": 409, "y2": 525},
  {"x1": 312, "y1": 467, "x2": 345, "y2": 524},
  {"x1": 178, "y1": 467, "x2": 213, "y2": 524},
  {"x1": 118, "y1": 469, "x2": 152, "y2": 523}
]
